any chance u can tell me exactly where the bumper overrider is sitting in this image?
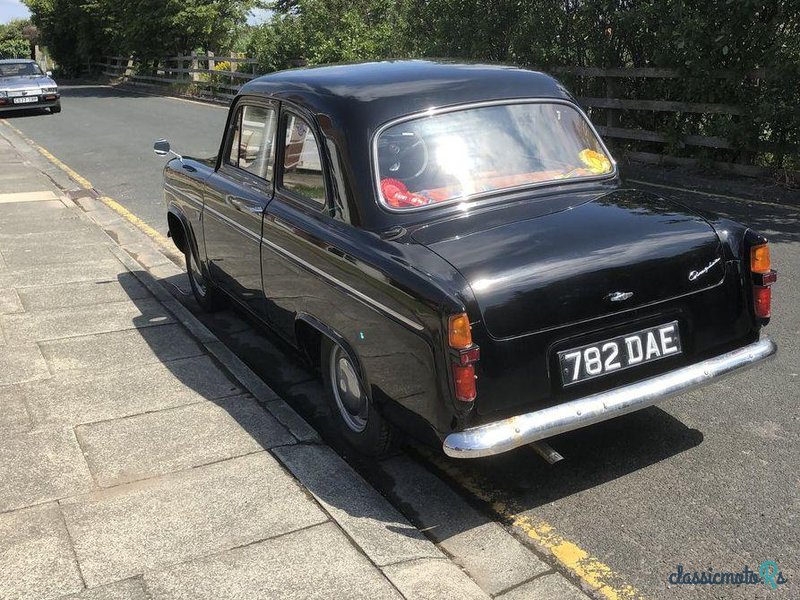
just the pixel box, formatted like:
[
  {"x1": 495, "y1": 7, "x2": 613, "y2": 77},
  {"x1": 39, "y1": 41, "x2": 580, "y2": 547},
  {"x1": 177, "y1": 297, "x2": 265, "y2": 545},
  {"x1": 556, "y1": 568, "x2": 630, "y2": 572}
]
[{"x1": 443, "y1": 337, "x2": 777, "y2": 458}]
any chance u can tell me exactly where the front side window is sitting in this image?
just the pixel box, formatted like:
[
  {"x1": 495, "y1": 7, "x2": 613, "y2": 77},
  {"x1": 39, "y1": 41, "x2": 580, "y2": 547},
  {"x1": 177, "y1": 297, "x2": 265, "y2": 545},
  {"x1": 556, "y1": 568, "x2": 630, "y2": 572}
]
[
  {"x1": 226, "y1": 104, "x2": 278, "y2": 181},
  {"x1": 281, "y1": 113, "x2": 326, "y2": 205},
  {"x1": 375, "y1": 102, "x2": 613, "y2": 210}
]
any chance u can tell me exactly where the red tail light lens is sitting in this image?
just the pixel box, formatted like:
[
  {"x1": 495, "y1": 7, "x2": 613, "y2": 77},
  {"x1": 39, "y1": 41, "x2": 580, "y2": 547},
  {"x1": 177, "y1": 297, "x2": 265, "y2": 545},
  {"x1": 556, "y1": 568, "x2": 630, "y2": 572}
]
[
  {"x1": 453, "y1": 364, "x2": 477, "y2": 402},
  {"x1": 753, "y1": 285, "x2": 771, "y2": 318}
]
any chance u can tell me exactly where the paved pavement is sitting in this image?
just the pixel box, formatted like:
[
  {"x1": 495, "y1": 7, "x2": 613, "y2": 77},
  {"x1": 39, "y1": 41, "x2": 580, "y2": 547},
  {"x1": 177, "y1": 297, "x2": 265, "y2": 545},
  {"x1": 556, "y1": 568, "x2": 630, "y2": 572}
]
[
  {"x1": 3, "y1": 84, "x2": 798, "y2": 599},
  {"x1": 0, "y1": 132, "x2": 570, "y2": 599}
]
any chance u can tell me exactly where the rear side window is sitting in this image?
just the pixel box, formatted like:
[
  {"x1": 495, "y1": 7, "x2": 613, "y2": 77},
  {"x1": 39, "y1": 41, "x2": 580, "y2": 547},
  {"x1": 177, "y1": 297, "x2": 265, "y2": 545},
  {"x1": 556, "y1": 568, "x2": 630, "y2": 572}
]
[
  {"x1": 281, "y1": 113, "x2": 326, "y2": 206},
  {"x1": 226, "y1": 104, "x2": 278, "y2": 181}
]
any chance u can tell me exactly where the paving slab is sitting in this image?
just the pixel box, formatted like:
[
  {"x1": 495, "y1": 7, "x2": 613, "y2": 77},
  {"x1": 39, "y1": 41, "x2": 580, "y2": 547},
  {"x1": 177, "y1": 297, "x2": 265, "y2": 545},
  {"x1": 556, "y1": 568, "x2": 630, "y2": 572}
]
[
  {"x1": 495, "y1": 573, "x2": 590, "y2": 600},
  {"x1": 0, "y1": 242, "x2": 116, "y2": 268},
  {"x1": 21, "y1": 355, "x2": 241, "y2": 427},
  {"x1": 0, "y1": 172, "x2": 56, "y2": 193},
  {"x1": 16, "y1": 274, "x2": 151, "y2": 312},
  {"x1": 40, "y1": 323, "x2": 204, "y2": 373},
  {"x1": 0, "y1": 427, "x2": 95, "y2": 512},
  {"x1": 59, "y1": 579, "x2": 149, "y2": 600},
  {"x1": 0, "y1": 342, "x2": 50, "y2": 386},
  {"x1": 144, "y1": 521, "x2": 402, "y2": 600},
  {"x1": 274, "y1": 444, "x2": 442, "y2": 567},
  {"x1": 0, "y1": 258, "x2": 125, "y2": 289},
  {"x1": 381, "y1": 455, "x2": 550, "y2": 595},
  {"x1": 0, "y1": 227, "x2": 109, "y2": 253},
  {"x1": 0, "y1": 205, "x2": 76, "y2": 227},
  {"x1": 0, "y1": 190, "x2": 60, "y2": 203},
  {"x1": 0, "y1": 213, "x2": 91, "y2": 237},
  {"x1": 0, "y1": 287, "x2": 24, "y2": 314},
  {"x1": 2, "y1": 298, "x2": 174, "y2": 343},
  {"x1": 383, "y1": 558, "x2": 491, "y2": 600},
  {"x1": 0, "y1": 250, "x2": 6, "y2": 270},
  {"x1": 0, "y1": 503, "x2": 84, "y2": 600},
  {"x1": 76, "y1": 396, "x2": 295, "y2": 487},
  {"x1": 0, "y1": 384, "x2": 32, "y2": 435},
  {"x1": 61, "y1": 452, "x2": 328, "y2": 587}
]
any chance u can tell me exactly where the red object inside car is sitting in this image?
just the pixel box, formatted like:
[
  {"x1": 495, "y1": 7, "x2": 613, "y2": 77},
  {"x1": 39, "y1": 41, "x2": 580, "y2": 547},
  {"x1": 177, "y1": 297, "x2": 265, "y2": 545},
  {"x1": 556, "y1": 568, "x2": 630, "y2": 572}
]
[{"x1": 380, "y1": 178, "x2": 430, "y2": 208}]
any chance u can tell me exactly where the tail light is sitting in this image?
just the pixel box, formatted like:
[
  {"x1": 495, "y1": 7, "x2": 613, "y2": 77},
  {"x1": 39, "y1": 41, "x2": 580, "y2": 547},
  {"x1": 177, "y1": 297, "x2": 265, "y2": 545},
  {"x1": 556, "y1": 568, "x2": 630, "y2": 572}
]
[
  {"x1": 750, "y1": 243, "x2": 776, "y2": 319},
  {"x1": 448, "y1": 313, "x2": 479, "y2": 402}
]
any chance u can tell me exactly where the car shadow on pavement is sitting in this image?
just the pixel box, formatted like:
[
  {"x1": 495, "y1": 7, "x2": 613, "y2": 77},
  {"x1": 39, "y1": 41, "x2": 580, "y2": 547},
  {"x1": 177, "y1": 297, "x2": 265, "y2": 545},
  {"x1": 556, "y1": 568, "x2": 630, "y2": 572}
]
[{"x1": 117, "y1": 267, "x2": 706, "y2": 534}]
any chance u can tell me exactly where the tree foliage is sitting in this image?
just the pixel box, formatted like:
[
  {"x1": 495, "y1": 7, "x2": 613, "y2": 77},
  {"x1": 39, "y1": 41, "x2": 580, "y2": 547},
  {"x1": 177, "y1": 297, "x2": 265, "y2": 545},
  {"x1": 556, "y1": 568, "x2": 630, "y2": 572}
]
[
  {"x1": 248, "y1": 0, "x2": 799, "y2": 169},
  {"x1": 0, "y1": 19, "x2": 36, "y2": 59},
  {"x1": 23, "y1": 0, "x2": 261, "y2": 74}
]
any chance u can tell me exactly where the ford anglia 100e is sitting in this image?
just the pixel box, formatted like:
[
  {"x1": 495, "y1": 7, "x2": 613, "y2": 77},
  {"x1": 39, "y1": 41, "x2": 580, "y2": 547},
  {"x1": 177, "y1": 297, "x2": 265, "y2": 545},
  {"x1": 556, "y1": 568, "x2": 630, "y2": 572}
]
[{"x1": 155, "y1": 61, "x2": 777, "y2": 458}]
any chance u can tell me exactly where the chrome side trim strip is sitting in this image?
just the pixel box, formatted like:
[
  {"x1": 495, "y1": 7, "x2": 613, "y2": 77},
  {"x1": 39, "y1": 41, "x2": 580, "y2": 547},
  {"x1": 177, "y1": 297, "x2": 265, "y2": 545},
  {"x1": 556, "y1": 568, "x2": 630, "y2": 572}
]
[
  {"x1": 259, "y1": 234, "x2": 425, "y2": 332},
  {"x1": 164, "y1": 182, "x2": 203, "y2": 208},
  {"x1": 203, "y1": 205, "x2": 425, "y2": 332},
  {"x1": 204, "y1": 204, "x2": 261, "y2": 243},
  {"x1": 443, "y1": 337, "x2": 777, "y2": 458}
]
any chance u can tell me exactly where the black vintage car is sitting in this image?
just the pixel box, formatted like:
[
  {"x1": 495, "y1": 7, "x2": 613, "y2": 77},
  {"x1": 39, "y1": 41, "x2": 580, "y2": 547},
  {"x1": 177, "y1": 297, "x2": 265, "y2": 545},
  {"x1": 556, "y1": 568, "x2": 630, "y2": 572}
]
[{"x1": 156, "y1": 61, "x2": 777, "y2": 458}]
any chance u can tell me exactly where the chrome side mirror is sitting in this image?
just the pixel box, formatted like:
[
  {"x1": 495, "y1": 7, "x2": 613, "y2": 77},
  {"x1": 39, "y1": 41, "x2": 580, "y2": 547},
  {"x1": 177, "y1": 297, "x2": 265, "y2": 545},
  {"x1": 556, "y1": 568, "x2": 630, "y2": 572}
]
[{"x1": 153, "y1": 139, "x2": 171, "y2": 156}]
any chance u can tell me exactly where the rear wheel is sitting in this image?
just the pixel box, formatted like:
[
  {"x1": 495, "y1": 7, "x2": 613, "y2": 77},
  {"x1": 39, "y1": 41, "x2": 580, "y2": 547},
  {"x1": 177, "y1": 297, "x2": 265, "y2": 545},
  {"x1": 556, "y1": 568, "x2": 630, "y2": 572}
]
[
  {"x1": 321, "y1": 337, "x2": 396, "y2": 457},
  {"x1": 185, "y1": 246, "x2": 226, "y2": 312}
]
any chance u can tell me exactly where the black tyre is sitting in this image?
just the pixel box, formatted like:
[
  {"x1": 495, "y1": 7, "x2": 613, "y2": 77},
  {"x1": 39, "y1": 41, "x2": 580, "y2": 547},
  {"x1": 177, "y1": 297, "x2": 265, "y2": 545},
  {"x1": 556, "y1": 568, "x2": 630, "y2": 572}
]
[
  {"x1": 185, "y1": 246, "x2": 227, "y2": 312},
  {"x1": 321, "y1": 337, "x2": 396, "y2": 457},
  {"x1": 50, "y1": 105, "x2": 61, "y2": 114}
]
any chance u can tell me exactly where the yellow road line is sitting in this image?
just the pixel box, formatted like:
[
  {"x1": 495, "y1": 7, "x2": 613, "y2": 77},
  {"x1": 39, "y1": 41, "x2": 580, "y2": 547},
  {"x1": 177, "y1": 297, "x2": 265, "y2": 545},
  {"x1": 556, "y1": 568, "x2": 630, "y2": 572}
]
[
  {"x1": 417, "y1": 447, "x2": 644, "y2": 600},
  {"x1": 2, "y1": 120, "x2": 176, "y2": 255}
]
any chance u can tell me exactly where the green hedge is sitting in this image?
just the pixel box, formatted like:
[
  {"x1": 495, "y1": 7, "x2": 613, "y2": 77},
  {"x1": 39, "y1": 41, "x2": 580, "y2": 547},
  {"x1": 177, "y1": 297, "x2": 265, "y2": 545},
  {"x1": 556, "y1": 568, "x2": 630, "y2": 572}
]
[{"x1": 0, "y1": 39, "x2": 30, "y2": 59}]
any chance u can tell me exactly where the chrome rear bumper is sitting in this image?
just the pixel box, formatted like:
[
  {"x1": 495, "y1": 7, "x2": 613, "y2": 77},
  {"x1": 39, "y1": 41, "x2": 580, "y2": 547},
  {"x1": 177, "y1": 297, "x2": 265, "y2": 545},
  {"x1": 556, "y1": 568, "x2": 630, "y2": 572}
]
[{"x1": 443, "y1": 337, "x2": 777, "y2": 458}]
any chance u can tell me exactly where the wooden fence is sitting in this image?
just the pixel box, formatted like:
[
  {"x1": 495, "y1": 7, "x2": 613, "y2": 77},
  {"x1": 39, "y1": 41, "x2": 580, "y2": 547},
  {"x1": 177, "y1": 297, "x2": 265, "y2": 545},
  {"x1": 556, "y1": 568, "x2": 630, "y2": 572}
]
[
  {"x1": 96, "y1": 56, "x2": 794, "y2": 177},
  {"x1": 550, "y1": 66, "x2": 794, "y2": 177},
  {"x1": 96, "y1": 54, "x2": 259, "y2": 100}
]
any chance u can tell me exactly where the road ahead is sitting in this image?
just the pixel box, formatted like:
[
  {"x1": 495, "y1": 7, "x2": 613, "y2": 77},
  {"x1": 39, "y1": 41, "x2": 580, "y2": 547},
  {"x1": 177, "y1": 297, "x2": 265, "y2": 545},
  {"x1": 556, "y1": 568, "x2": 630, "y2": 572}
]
[{"x1": 3, "y1": 84, "x2": 799, "y2": 599}]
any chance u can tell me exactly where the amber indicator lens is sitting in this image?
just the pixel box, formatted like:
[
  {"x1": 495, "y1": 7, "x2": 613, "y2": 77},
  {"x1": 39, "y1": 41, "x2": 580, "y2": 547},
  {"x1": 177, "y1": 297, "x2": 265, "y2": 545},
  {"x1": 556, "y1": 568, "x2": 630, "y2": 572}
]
[
  {"x1": 448, "y1": 313, "x2": 473, "y2": 349},
  {"x1": 751, "y1": 244, "x2": 770, "y2": 274}
]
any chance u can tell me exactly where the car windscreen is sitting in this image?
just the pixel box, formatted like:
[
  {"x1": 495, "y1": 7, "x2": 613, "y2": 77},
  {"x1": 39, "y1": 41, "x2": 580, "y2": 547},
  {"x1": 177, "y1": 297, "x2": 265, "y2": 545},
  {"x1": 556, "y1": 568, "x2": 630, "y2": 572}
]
[
  {"x1": 0, "y1": 62, "x2": 44, "y2": 77},
  {"x1": 375, "y1": 102, "x2": 613, "y2": 211}
]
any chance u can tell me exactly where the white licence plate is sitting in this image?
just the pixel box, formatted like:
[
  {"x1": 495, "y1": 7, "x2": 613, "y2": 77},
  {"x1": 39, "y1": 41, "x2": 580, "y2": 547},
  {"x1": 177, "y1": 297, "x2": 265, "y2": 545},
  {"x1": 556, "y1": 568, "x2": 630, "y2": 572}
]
[
  {"x1": 13, "y1": 96, "x2": 39, "y2": 104},
  {"x1": 558, "y1": 321, "x2": 682, "y2": 386}
]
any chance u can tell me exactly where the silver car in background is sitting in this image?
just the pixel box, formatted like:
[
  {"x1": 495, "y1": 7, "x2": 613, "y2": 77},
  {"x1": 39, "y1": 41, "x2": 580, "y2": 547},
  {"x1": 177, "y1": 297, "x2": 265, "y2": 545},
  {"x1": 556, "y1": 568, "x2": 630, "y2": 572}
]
[{"x1": 0, "y1": 59, "x2": 61, "y2": 114}]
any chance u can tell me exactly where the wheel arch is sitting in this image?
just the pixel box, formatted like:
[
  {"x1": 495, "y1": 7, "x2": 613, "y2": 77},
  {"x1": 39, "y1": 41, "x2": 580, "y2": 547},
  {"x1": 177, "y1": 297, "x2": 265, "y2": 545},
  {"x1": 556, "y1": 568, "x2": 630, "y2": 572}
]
[
  {"x1": 295, "y1": 313, "x2": 370, "y2": 394},
  {"x1": 167, "y1": 205, "x2": 192, "y2": 255}
]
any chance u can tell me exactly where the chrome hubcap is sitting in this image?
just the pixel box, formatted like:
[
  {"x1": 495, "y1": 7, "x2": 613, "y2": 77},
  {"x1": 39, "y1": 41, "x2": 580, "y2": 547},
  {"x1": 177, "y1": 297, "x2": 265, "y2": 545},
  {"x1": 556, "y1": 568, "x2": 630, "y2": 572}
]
[{"x1": 330, "y1": 347, "x2": 368, "y2": 432}]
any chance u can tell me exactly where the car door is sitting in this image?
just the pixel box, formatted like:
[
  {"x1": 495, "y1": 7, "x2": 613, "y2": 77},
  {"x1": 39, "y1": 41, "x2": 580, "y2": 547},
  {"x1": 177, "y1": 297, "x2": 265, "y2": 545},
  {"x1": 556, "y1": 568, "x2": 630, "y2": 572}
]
[
  {"x1": 203, "y1": 99, "x2": 278, "y2": 316},
  {"x1": 260, "y1": 107, "x2": 332, "y2": 340}
]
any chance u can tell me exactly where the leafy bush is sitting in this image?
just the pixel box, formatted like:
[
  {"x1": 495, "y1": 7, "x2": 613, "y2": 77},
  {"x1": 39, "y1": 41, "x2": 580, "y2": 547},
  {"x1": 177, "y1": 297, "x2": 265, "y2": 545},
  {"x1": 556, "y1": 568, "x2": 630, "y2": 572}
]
[{"x1": 0, "y1": 39, "x2": 30, "y2": 59}]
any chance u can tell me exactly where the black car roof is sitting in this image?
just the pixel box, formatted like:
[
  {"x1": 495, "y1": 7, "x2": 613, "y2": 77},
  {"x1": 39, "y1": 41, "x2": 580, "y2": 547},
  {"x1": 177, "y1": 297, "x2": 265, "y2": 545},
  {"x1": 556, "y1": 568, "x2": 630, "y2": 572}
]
[{"x1": 239, "y1": 60, "x2": 572, "y2": 128}]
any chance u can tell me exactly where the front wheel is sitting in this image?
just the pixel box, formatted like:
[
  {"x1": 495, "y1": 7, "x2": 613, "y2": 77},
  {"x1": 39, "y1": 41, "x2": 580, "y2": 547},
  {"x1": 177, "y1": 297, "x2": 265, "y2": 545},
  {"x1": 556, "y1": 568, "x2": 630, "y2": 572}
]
[
  {"x1": 185, "y1": 246, "x2": 226, "y2": 312},
  {"x1": 321, "y1": 337, "x2": 396, "y2": 457},
  {"x1": 50, "y1": 104, "x2": 61, "y2": 114}
]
